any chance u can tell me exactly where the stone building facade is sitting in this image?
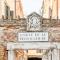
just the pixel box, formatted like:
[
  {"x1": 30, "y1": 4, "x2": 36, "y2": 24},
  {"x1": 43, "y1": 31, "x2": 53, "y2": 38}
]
[
  {"x1": 0, "y1": 0, "x2": 60, "y2": 60},
  {"x1": 0, "y1": 12, "x2": 60, "y2": 60}
]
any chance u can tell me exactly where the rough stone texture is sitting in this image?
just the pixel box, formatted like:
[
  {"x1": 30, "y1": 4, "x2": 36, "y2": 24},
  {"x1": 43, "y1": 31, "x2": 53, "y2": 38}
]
[
  {"x1": 15, "y1": 49, "x2": 24, "y2": 60},
  {"x1": 0, "y1": 19, "x2": 26, "y2": 42},
  {"x1": 0, "y1": 29, "x2": 18, "y2": 42},
  {"x1": 43, "y1": 27, "x2": 60, "y2": 42},
  {"x1": 0, "y1": 44, "x2": 7, "y2": 60},
  {"x1": 2, "y1": 29, "x2": 17, "y2": 42}
]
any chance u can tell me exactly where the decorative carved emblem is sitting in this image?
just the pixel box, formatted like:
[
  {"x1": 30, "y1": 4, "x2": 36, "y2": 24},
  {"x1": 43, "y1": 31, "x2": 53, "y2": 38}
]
[{"x1": 27, "y1": 12, "x2": 41, "y2": 31}]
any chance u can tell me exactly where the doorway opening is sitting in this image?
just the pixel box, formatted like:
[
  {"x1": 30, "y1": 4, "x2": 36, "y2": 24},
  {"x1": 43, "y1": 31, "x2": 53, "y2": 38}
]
[{"x1": 28, "y1": 57, "x2": 42, "y2": 60}]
